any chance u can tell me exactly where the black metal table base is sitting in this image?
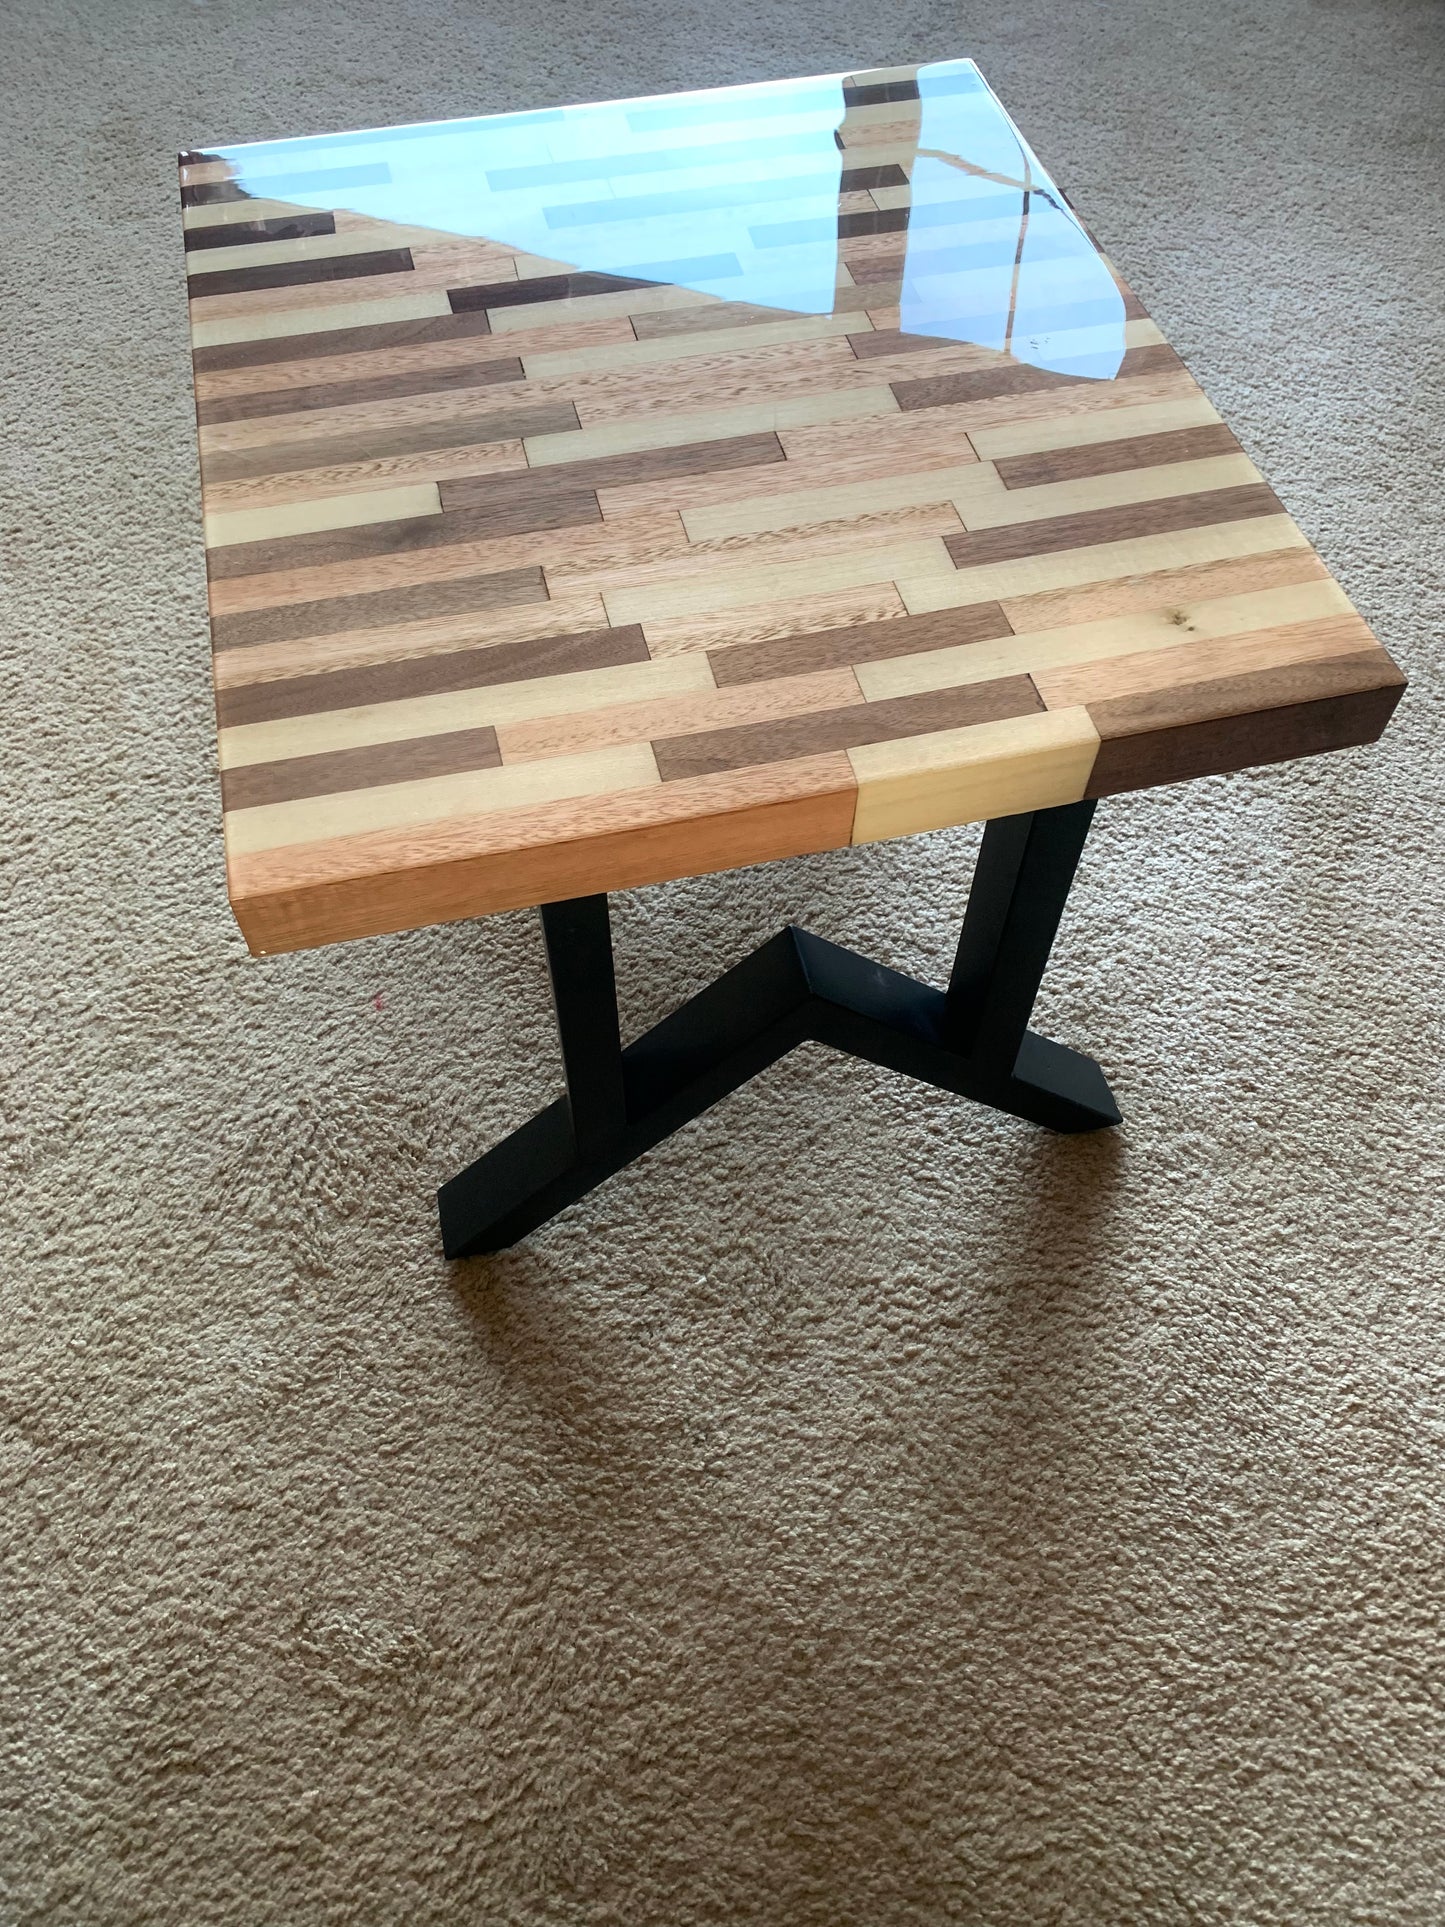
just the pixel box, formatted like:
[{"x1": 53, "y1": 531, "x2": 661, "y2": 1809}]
[{"x1": 438, "y1": 799, "x2": 1120, "y2": 1256}]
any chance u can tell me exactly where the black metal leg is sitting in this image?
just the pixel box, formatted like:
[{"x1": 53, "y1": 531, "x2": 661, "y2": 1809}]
[{"x1": 438, "y1": 801, "x2": 1119, "y2": 1256}]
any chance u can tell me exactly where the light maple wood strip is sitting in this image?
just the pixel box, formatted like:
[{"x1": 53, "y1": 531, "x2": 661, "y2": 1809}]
[
  {"x1": 999, "y1": 546, "x2": 1330, "y2": 632},
  {"x1": 643, "y1": 583, "x2": 909, "y2": 658},
  {"x1": 848, "y1": 708, "x2": 1101, "y2": 842},
  {"x1": 191, "y1": 290, "x2": 453, "y2": 350},
  {"x1": 554, "y1": 505, "x2": 964, "y2": 595},
  {"x1": 204, "y1": 482, "x2": 443, "y2": 550},
  {"x1": 497, "y1": 665, "x2": 865, "y2": 764},
  {"x1": 220, "y1": 655, "x2": 716, "y2": 768},
  {"x1": 201, "y1": 437, "x2": 528, "y2": 513},
  {"x1": 1031, "y1": 612, "x2": 1381, "y2": 710},
  {"x1": 961, "y1": 452, "x2": 1264, "y2": 532},
  {"x1": 777, "y1": 367, "x2": 1200, "y2": 465},
  {"x1": 897, "y1": 514, "x2": 1311, "y2": 614},
  {"x1": 194, "y1": 317, "x2": 637, "y2": 402},
  {"x1": 855, "y1": 579, "x2": 1355, "y2": 701},
  {"x1": 208, "y1": 512, "x2": 688, "y2": 618},
  {"x1": 525, "y1": 386, "x2": 899, "y2": 468},
  {"x1": 224, "y1": 741, "x2": 663, "y2": 858},
  {"x1": 522, "y1": 312, "x2": 866, "y2": 380},
  {"x1": 228, "y1": 753, "x2": 858, "y2": 954},
  {"x1": 681, "y1": 465, "x2": 992, "y2": 542},
  {"x1": 968, "y1": 393, "x2": 1223, "y2": 460},
  {"x1": 605, "y1": 540, "x2": 953, "y2": 626},
  {"x1": 211, "y1": 592, "x2": 612, "y2": 688}
]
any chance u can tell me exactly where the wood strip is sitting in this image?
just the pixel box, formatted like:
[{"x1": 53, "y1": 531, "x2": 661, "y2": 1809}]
[
  {"x1": 603, "y1": 539, "x2": 952, "y2": 627},
  {"x1": 944, "y1": 484, "x2": 1284, "y2": 568},
  {"x1": 185, "y1": 212, "x2": 336, "y2": 251},
  {"x1": 196, "y1": 356, "x2": 526, "y2": 426},
  {"x1": 200, "y1": 401, "x2": 579, "y2": 484},
  {"x1": 643, "y1": 582, "x2": 908, "y2": 658},
  {"x1": 893, "y1": 343, "x2": 1183, "y2": 412},
  {"x1": 187, "y1": 248, "x2": 414, "y2": 298},
  {"x1": 450, "y1": 270, "x2": 661, "y2": 313},
  {"x1": 994, "y1": 422, "x2": 1242, "y2": 489},
  {"x1": 997, "y1": 546, "x2": 1329, "y2": 632},
  {"x1": 848, "y1": 708, "x2": 1100, "y2": 842},
  {"x1": 709, "y1": 602, "x2": 1013, "y2": 687},
  {"x1": 497, "y1": 666, "x2": 865, "y2": 765},
  {"x1": 440, "y1": 429, "x2": 785, "y2": 511},
  {"x1": 211, "y1": 592, "x2": 613, "y2": 688},
  {"x1": 1083, "y1": 654, "x2": 1406, "y2": 797},
  {"x1": 1030, "y1": 612, "x2": 1378, "y2": 708},
  {"x1": 967, "y1": 393, "x2": 1222, "y2": 460},
  {"x1": 524, "y1": 385, "x2": 898, "y2": 469},
  {"x1": 227, "y1": 755, "x2": 858, "y2": 955},
  {"x1": 214, "y1": 624, "x2": 649, "y2": 729},
  {"x1": 190, "y1": 291, "x2": 454, "y2": 351},
  {"x1": 652, "y1": 677, "x2": 1042, "y2": 781},
  {"x1": 211, "y1": 566, "x2": 548, "y2": 649},
  {"x1": 192, "y1": 307, "x2": 493, "y2": 374},
  {"x1": 680, "y1": 465, "x2": 987, "y2": 543},
  {"x1": 204, "y1": 482, "x2": 442, "y2": 550},
  {"x1": 221, "y1": 725, "x2": 503, "y2": 812}
]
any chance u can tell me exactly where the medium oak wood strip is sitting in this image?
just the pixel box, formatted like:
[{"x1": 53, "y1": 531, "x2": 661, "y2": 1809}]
[
  {"x1": 944, "y1": 483, "x2": 1284, "y2": 568},
  {"x1": 201, "y1": 437, "x2": 529, "y2": 515},
  {"x1": 211, "y1": 566, "x2": 549, "y2": 649},
  {"x1": 893, "y1": 343, "x2": 1184, "y2": 412},
  {"x1": 680, "y1": 465, "x2": 987, "y2": 544},
  {"x1": 962, "y1": 453, "x2": 1263, "y2": 532},
  {"x1": 1083, "y1": 654, "x2": 1406, "y2": 797},
  {"x1": 993, "y1": 422, "x2": 1242, "y2": 489},
  {"x1": 440, "y1": 429, "x2": 785, "y2": 511},
  {"x1": 221, "y1": 725, "x2": 504, "y2": 812},
  {"x1": 190, "y1": 290, "x2": 454, "y2": 351},
  {"x1": 708, "y1": 603, "x2": 1013, "y2": 686},
  {"x1": 195, "y1": 356, "x2": 526, "y2": 426},
  {"x1": 524, "y1": 385, "x2": 898, "y2": 469},
  {"x1": 967, "y1": 393, "x2": 1223, "y2": 460},
  {"x1": 848, "y1": 708, "x2": 1100, "y2": 842},
  {"x1": 997, "y1": 546, "x2": 1330, "y2": 633},
  {"x1": 1030, "y1": 613, "x2": 1381, "y2": 709},
  {"x1": 227, "y1": 755, "x2": 858, "y2": 955},
  {"x1": 192, "y1": 307, "x2": 495, "y2": 375},
  {"x1": 210, "y1": 593, "x2": 612, "y2": 689},
  {"x1": 200, "y1": 400, "x2": 578, "y2": 483},
  {"x1": 642, "y1": 582, "x2": 909, "y2": 658},
  {"x1": 215, "y1": 624, "x2": 651, "y2": 728},
  {"x1": 603, "y1": 538, "x2": 953, "y2": 627},
  {"x1": 497, "y1": 666, "x2": 865, "y2": 765},
  {"x1": 652, "y1": 677, "x2": 1042, "y2": 781}
]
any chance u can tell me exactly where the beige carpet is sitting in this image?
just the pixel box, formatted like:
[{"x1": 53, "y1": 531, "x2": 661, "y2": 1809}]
[{"x1": 4, "y1": 0, "x2": 1444, "y2": 1920}]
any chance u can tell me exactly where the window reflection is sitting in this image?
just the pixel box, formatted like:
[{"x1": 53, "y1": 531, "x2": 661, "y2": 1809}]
[{"x1": 214, "y1": 60, "x2": 1126, "y2": 379}]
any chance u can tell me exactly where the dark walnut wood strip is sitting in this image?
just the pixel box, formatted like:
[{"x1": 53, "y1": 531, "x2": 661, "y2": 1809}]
[
  {"x1": 842, "y1": 77, "x2": 921, "y2": 106},
  {"x1": 211, "y1": 567, "x2": 548, "y2": 650},
  {"x1": 214, "y1": 624, "x2": 650, "y2": 729},
  {"x1": 205, "y1": 482, "x2": 604, "y2": 581},
  {"x1": 196, "y1": 356, "x2": 526, "y2": 427},
  {"x1": 181, "y1": 180, "x2": 255, "y2": 208},
  {"x1": 709, "y1": 603, "x2": 1013, "y2": 687},
  {"x1": 449, "y1": 271, "x2": 660, "y2": 313},
  {"x1": 835, "y1": 207, "x2": 911, "y2": 239},
  {"x1": 439, "y1": 430, "x2": 787, "y2": 510},
  {"x1": 200, "y1": 401, "x2": 581, "y2": 485},
  {"x1": 944, "y1": 483, "x2": 1285, "y2": 570},
  {"x1": 848, "y1": 328, "x2": 979, "y2": 360},
  {"x1": 839, "y1": 163, "x2": 910, "y2": 191},
  {"x1": 994, "y1": 422, "x2": 1242, "y2": 490},
  {"x1": 184, "y1": 212, "x2": 337, "y2": 251},
  {"x1": 1083, "y1": 653, "x2": 1407, "y2": 797},
  {"x1": 895, "y1": 342, "x2": 1183, "y2": 411},
  {"x1": 188, "y1": 248, "x2": 414, "y2": 299},
  {"x1": 654, "y1": 677, "x2": 1042, "y2": 781},
  {"x1": 191, "y1": 308, "x2": 492, "y2": 376},
  {"x1": 222, "y1": 726, "x2": 502, "y2": 813}
]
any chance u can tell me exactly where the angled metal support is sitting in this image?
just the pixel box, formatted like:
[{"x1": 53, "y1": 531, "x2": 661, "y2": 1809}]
[{"x1": 438, "y1": 799, "x2": 1119, "y2": 1255}]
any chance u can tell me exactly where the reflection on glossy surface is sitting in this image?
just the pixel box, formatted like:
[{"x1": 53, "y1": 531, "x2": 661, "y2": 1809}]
[{"x1": 212, "y1": 62, "x2": 1126, "y2": 379}]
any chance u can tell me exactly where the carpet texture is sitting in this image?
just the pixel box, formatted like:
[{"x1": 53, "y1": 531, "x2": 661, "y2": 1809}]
[{"x1": 3, "y1": 1, "x2": 1444, "y2": 1921}]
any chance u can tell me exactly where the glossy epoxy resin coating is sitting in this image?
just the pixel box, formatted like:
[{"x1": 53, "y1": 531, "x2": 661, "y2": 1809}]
[{"x1": 181, "y1": 61, "x2": 1404, "y2": 955}]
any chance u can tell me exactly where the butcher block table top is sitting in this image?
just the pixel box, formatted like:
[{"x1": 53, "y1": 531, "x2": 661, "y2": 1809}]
[{"x1": 180, "y1": 60, "x2": 1404, "y2": 956}]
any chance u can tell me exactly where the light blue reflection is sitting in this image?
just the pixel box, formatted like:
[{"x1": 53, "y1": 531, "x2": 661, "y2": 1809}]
[{"x1": 215, "y1": 61, "x2": 1125, "y2": 377}]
